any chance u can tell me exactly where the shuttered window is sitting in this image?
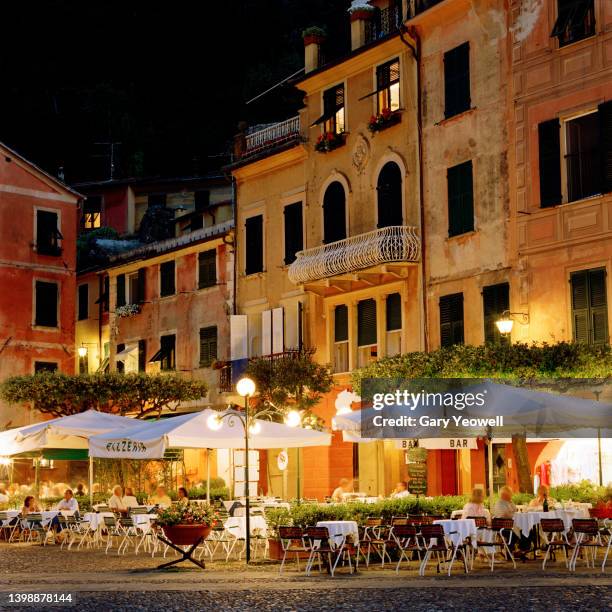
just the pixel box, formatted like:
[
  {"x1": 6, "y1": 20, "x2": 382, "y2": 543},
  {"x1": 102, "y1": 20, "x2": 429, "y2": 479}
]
[
  {"x1": 35, "y1": 281, "x2": 58, "y2": 327},
  {"x1": 551, "y1": 0, "x2": 595, "y2": 47},
  {"x1": 160, "y1": 261, "x2": 176, "y2": 297},
  {"x1": 444, "y1": 43, "x2": 470, "y2": 119},
  {"x1": 138, "y1": 339, "x2": 147, "y2": 372},
  {"x1": 377, "y1": 162, "x2": 403, "y2": 228},
  {"x1": 199, "y1": 326, "x2": 218, "y2": 367},
  {"x1": 482, "y1": 283, "x2": 510, "y2": 344},
  {"x1": 571, "y1": 268, "x2": 608, "y2": 345},
  {"x1": 137, "y1": 268, "x2": 146, "y2": 303},
  {"x1": 386, "y1": 293, "x2": 402, "y2": 331},
  {"x1": 358, "y1": 299, "x2": 377, "y2": 346},
  {"x1": 376, "y1": 58, "x2": 400, "y2": 113},
  {"x1": 36, "y1": 210, "x2": 62, "y2": 256},
  {"x1": 245, "y1": 215, "x2": 264, "y2": 274},
  {"x1": 83, "y1": 196, "x2": 102, "y2": 229},
  {"x1": 160, "y1": 334, "x2": 176, "y2": 370},
  {"x1": 334, "y1": 305, "x2": 349, "y2": 342},
  {"x1": 198, "y1": 250, "x2": 217, "y2": 288},
  {"x1": 34, "y1": 361, "x2": 58, "y2": 373},
  {"x1": 103, "y1": 276, "x2": 109, "y2": 311},
  {"x1": 538, "y1": 119, "x2": 562, "y2": 207},
  {"x1": 283, "y1": 202, "x2": 303, "y2": 265},
  {"x1": 313, "y1": 84, "x2": 345, "y2": 135},
  {"x1": 116, "y1": 274, "x2": 126, "y2": 308},
  {"x1": 323, "y1": 182, "x2": 346, "y2": 244},
  {"x1": 78, "y1": 283, "x2": 88, "y2": 321},
  {"x1": 599, "y1": 101, "x2": 612, "y2": 195},
  {"x1": 116, "y1": 343, "x2": 125, "y2": 373},
  {"x1": 447, "y1": 160, "x2": 474, "y2": 237},
  {"x1": 440, "y1": 293, "x2": 464, "y2": 347}
]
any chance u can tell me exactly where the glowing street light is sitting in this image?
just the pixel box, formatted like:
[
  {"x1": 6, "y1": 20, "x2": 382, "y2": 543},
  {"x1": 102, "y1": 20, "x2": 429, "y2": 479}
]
[{"x1": 284, "y1": 410, "x2": 301, "y2": 428}]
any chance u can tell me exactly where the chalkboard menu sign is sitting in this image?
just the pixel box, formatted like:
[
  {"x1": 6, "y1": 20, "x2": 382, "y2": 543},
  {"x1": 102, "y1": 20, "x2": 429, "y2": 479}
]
[{"x1": 406, "y1": 447, "x2": 427, "y2": 495}]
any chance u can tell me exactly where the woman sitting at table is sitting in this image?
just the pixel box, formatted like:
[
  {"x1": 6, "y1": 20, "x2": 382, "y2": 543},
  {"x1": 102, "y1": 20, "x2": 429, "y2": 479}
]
[
  {"x1": 460, "y1": 488, "x2": 491, "y2": 521},
  {"x1": 108, "y1": 485, "x2": 128, "y2": 513},
  {"x1": 177, "y1": 487, "x2": 190, "y2": 505},
  {"x1": 149, "y1": 485, "x2": 172, "y2": 508},
  {"x1": 122, "y1": 487, "x2": 138, "y2": 509},
  {"x1": 528, "y1": 485, "x2": 556, "y2": 509},
  {"x1": 21, "y1": 495, "x2": 41, "y2": 516}
]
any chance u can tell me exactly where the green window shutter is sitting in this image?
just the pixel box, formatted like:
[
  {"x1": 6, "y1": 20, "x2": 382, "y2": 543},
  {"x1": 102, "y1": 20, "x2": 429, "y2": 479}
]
[
  {"x1": 447, "y1": 161, "x2": 474, "y2": 237},
  {"x1": 377, "y1": 162, "x2": 403, "y2": 228},
  {"x1": 103, "y1": 275, "x2": 110, "y2": 311},
  {"x1": 323, "y1": 182, "x2": 346, "y2": 244},
  {"x1": 160, "y1": 261, "x2": 175, "y2": 296},
  {"x1": 358, "y1": 299, "x2": 377, "y2": 346},
  {"x1": 571, "y1": 270, "x2": 590, "y2": 343},
  {"x1": 116, "y1": 343, "x2": 125, "y2": 373},
  {"x1": 482, "y1": 283, "x2": 510, "y2": 344},
  {"x1": 160, "y1": 334, "x2": 176, "y2": 370},
  {"x1": 538, "y1": 119, "x2": 562, "y2": 207},
  {"x1": 78, "y1": 283, "x2": 89, "y2": 321},
  {"x1": 199, "y1": 326, "x2": 218, "y2": 367},
  {"x1": 599, "y1": 101, "x2": 612, "y2": 194},
  {"x1": 245, "y1": 215, "x2": 264, "y2": 274},
  {"x1": 198, "y1": 250, "x2": 217, "y2": 288},
  {"x1": 137, "y1": 268, "x2": 146, "y2": 303},
  {"x1": 35, "y1": 281, "x2": 58, "y2": 327},
  {"x1": 138, "y1": 339, "x2": 147, "y2": 372},
  {"x1": 334, "y1": 305, "x2": 349, "y2": 342},
  {"x1": 444, "y1": 42, "x2": 470, "y2": 118},
  {"x1": 571, "y1": 268, "x2": 608, "y2": 345},
  {"x1": 116, "y1": 274, "x2": 126, "y2": 308},
  {"x1": 589, "y1": 269, "x2": 608, "y2": 345},
  {"x1": 386, "y1": 293, "x2": 402, "y2": 331},
  {"x1": 283, "y1": 202, "x2": 303, "y2": 265},
  {"x1": 440, "y1": 293, "x2": 464, "y2": 347}
]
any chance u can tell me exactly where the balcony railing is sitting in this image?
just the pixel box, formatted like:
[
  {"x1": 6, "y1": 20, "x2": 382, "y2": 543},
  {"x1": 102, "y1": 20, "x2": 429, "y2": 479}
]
[
  {"x1": 244, "y1": 116, "x2": 301, "y2": 157},
  {"x1": 288, "y1": 225, "x2": 420, "y2": 285},
  {"x1": 365, "y1": 4, "x2": 403, "y2": 43}
]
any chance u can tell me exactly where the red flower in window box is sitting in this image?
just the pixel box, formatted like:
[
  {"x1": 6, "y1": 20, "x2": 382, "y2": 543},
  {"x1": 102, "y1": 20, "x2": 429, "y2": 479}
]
[
  {"x1": 314, "y1": 131, "x2": 345, "y2": 153},
  {"x1": 368, "y1": 109, "x2": 401, "y2": 133}
]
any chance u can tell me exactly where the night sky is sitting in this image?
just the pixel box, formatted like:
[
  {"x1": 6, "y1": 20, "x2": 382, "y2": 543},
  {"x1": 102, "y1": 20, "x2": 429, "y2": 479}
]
[{"x1": 0, "y1": 1, "x2": 351, "y2": 183}]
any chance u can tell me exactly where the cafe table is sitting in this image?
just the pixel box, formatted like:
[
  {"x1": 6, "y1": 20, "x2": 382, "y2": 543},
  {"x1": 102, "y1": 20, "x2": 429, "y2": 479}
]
[{"x1": 315, "y1": 520, "x2": 359, "y2": 547}]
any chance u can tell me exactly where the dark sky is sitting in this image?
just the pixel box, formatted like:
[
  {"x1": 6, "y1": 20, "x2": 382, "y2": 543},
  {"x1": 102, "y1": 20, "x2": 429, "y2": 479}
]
[{"x1": 0, "y1": 0, "x2": 350, "y2": 183}]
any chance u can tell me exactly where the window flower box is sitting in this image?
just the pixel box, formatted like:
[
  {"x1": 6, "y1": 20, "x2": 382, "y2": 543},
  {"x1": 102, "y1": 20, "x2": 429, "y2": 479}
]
[
  {"x1": 368, "y1": 108, "x2": 401, "y2": 133},
  {"x1": 115, "y1": 303, "x2": 141, "y2": 318},
  {"x1": 315, "y1": 131, "x2": 346, "y2": 153}
]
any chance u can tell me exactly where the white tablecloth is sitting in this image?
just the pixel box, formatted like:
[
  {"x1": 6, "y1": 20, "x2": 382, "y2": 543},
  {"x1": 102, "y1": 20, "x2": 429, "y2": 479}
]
[
  {"x1": 224, "y1": 515, "x2": 268, "y2": 539},
  {"x1": 316, "y1": 520, "x2": 359, "y2": 546},
  {"x1": 83, "y1": 512, "x2": 156, "y2": 531},
  {"x1": 512, "y1": 509, "x2": 585, "y2": 537},
  {"x1": 433, "y1": 519, "x2": 478, "y2": 548}
]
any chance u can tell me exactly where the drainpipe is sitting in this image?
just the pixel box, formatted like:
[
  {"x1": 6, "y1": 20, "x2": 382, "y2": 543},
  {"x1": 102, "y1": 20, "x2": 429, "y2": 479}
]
[{"x1": 400, "y1": 25, "x2": 428, "y2": 351}]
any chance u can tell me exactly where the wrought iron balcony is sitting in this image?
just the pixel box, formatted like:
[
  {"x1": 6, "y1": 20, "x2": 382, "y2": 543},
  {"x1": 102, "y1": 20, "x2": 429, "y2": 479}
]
[
  {"x1": 244, "y1": 116, "x2": 301, "y2": 157},
  {"x1": 288, "y1": 226, "x2": 420, "y2": 285}
]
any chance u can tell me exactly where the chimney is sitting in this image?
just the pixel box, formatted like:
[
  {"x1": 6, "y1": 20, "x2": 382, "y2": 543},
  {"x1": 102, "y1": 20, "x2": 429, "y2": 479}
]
[
  {"x1": 302, "y1": 27, "x2": 326, "y2": 73},
  {"x1": 349, "y1": 2, "x2": 376, "y2": 50}
]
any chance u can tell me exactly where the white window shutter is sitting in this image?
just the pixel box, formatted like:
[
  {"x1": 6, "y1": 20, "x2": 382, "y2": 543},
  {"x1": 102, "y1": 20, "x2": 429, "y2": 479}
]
[
  {"x1": 261, "y1": 309, "x2": 272, "y2": 356},
  {"x1": 230, "y1": 314, "x2": 248, "y2": 361},
  {"x1": 272, "y1": 307, "x2": 284, "y2": 354}
]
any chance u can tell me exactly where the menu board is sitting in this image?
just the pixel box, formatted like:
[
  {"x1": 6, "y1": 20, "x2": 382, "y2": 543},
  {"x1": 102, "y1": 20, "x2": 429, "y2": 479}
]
[{"x1": 405, "y1": 447, "x2": 428, "y2": 495}]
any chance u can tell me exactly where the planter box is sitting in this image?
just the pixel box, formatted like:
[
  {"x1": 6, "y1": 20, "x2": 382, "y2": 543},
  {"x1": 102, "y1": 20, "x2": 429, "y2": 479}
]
[
  {"x1": 303, "y1": 34, "x2": 325, "y2": 46},
  {"x1": 162, "y1": 524, "x2": 212, "y2": 546},
  {"x1": 350, "y1": 9, "x2": 376, "y2": 21}
]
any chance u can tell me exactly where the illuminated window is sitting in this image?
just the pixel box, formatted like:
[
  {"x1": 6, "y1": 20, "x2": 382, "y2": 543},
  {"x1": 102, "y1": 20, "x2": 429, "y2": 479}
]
[
  {"x1": 83, "y1": 196, "x2": 102, "y2": 229},
  {"x1": 376, "y1": 58, "x2": 400, "y2": 114},
  {"x1": 313, "y1": 84, "x2": 345, "y2": 135}
]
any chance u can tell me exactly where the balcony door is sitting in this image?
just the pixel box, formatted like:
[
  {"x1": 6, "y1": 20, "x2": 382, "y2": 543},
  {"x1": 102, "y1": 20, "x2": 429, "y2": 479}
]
[
  {"x1": 377, "y1": 162, "x2": 403, "y2": 228},
  {"x1": 323, "y1": 181, "x2": 346, "y2": 244}
]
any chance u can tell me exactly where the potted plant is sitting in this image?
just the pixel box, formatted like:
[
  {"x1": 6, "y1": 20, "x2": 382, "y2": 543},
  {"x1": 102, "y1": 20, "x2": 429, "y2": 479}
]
[
  {"x1": 115, "y1": 303, "x2": 142, "y2": 318},
  {"x1": 302, "y1": 26, "x2": 327, "y2": 46},
  {"x1": 314, "y1": 131, "x2": 345, "y2": 153},
  {"x1": 349, "y1": 0, "x2": 376, "y2": 22},
  {"x1": 154, "y1": 503, "x2": 218, "y2": 546},
  {"x1": 368, "y1": 107, "x2": 401, "y2": 132}
]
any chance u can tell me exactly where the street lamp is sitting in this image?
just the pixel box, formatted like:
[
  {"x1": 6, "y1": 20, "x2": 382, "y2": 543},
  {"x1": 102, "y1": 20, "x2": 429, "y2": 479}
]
[
  {"x1": 495, "y1": 310, "x2": 529, "y2": 336},
  {"x1": 207, "y1": 379, "x2": 303, "y2": 563},
  {"x1": 78, "y1": 346, "x2": 88, "y2": 358}
]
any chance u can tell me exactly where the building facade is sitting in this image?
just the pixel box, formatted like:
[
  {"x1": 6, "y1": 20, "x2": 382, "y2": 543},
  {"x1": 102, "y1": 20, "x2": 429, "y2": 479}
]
[{"x1": 0, "y1": 142, "x2": 81, "y2": 429}]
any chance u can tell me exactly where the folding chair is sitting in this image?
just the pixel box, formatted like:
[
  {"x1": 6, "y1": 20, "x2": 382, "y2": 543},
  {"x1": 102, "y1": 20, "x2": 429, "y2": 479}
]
[
  {"x1": 470, "y1": 517, "x2": 516, "y2": 571},
  {"x1": 540, "y1": 518, "x2": 572, "y2": 569},
  {"x1": 278, "y1": 526, "x2": 308, "y2": 573},
  {"x1": 0, "y1": 512, "x2": 19, "y2": 542},
  {"x1": 303, "y1": 526, "x2": 353, "y2": 577},
  {"x1": 357, "y1": 517, "x2": 383, "y2": 567},
  {"x1": 103, "y1": 515, "x2": 126, "y2": 554},
  {"x1": 363, "y1": 520, "x2": 395, "y2": 568},
  {"x1": 393, "y1": 524, "x2": 422, "y2": 572},
  {"x1": 116, "y1": 517, "x2": 140, "y2": 554},
  {"x1": 21, "y1": 513, "x2": 52, "y2": 545},
  {"x1": 569, "y1": 518, "x2": 609, "y2": 572},
  {"x1": 419, "y1": 524, "x2": 467, "y2": 576}
]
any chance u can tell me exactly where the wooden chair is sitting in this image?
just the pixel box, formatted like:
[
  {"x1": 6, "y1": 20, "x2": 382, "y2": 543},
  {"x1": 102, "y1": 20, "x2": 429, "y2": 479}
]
[
  {"x1": 278, "y1": 526, "x2": 308, "y2": 573},
  {"x1": 393, "y1": 524, "x2": 422, "y2": 572},
  {"x1": 569, "y1": 518, "x2": 609, "y2": 572},
  {"x1": 470, "y1": 517, "x2": 516, "y2": 572},
  {"x1": 303, "y1": 526, "x2": 353, "y2": 577},
  {"x1": 419, "y1": 524, "x2": 467, "y2": 576},
  {"x1": 540, "y1": 518, "x2": 572, "y2": 569}
]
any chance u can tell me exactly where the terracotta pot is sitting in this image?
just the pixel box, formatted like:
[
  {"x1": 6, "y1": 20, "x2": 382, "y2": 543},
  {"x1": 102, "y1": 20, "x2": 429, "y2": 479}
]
[
  {"x1": 162, "y1": 524, "x2": 212, "y2": 546},
  {"x1": 350, "y1": 9, "x2": 376, "y2": 21},
  {"x1": 303, "y1": 34, "x2": 325, "y2": 46}
]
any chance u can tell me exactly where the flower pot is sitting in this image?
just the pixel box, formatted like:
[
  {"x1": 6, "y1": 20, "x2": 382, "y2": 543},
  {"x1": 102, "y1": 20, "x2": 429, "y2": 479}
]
[
  {"x1": 161, "y1": 524, "x2": 212, "y2": 546},
  {"x1": 303, "y1": 34, "x2": 325, "y2": 46},
  {"x1": 350, "y1": 9, "x2": 375, "y2": 21}
]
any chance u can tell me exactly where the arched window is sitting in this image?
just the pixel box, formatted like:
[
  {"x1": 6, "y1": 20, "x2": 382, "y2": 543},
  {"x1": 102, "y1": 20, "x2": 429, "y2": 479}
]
[
  {"x1": 323, "y1": 181, "x2": 346, "y2": 244},
  {"x1": 377, "y1": 162, "x2": 403, "y2": 228}
]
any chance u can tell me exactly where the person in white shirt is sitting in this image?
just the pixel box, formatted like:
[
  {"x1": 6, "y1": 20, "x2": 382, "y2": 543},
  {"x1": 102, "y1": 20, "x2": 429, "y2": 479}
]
[
  {"x1": 122, "y1": 487, "x2": 138, "y2": 509},
  {"x1": 149, "y1": 485, "x2": 172, "y2": 508},
  {"x1": 390, "y1": 481, "x2": 411, "y2": 499},
  {"x1": 108, "y1": 485, "x2": 128, "y2": 513},
  {"x1": 56, "y1": 489, "x2": 79, "y2": 513}
]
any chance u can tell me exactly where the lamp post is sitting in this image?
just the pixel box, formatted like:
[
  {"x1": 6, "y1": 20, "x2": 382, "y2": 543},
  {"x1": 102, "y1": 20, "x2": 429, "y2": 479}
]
[
  {"x1": 207, "y1": 379, "x2": 302, "y2": 563},
  {"x1": 495, "y1": 310, "x2": 529, "y2": 338}
]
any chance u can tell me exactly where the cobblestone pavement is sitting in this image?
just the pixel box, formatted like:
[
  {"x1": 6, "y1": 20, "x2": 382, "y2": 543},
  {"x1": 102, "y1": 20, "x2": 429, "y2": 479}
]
[{"x1": 0, "y1": 543, "x2": 610, "y2": 611}]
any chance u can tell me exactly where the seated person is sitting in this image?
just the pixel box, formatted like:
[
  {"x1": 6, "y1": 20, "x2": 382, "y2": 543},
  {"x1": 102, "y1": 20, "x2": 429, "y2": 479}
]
[
  {"x1": 108, "y1": 485, "x2": 128, "y2": 513},
  {"x1": 149, "y1": 485, "x2": 172, "y2": 508},
  {"x1": 75, "y1": 483, "x2": 86, "y2": 497},
  {"x1": 492, "y1": 486, "x2": 516, "y2": 518},
  {"x1": 461, "y1": 488, "x2": 491, "y2": 521},
  {"x1": 56, "y1": 489, "x2": 79, "y2": 513},
  {"x1": 331, "y1": 478, "x2": 352, "y2": 502},
  {"x1": 122, "y1": 487, "x2": 138, "y2": 509},
  {"x1": 176, "y1": 486, "x2": 189, "y2": 505},
  {"x1": 0, "y1": 485, "x2": 9, "y2": 504},
  {"x1": 21, "y1": 495, "x2": 41, "y2": 516},
  {"x1": 390, "y1": 481, "x2": 411, "y2": 499},
  {"x1": 529, "y1": 485, "x2": 556, "y2": 509}
]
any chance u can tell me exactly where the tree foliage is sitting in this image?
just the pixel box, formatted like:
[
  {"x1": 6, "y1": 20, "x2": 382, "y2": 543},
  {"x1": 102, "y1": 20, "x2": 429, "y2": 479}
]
[
  {"x1": 245, "y1": 351, "x2": 333, "y2": 428},
  {"x1": 0, "y1": 372, "x2": 208, "y2": 419}
]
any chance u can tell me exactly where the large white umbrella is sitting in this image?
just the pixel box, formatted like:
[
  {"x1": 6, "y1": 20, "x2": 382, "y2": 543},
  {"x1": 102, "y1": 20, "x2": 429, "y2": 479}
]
[{"x1": 89, "y1": 409, "x2": 331, "y2": 459}]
